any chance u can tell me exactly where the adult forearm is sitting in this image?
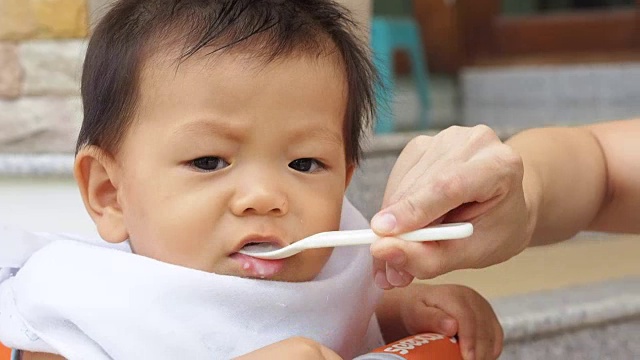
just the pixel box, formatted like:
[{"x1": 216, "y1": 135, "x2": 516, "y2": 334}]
[
  {"x1": 506, "y1": 126, "x2": 608, "y2": 246},
  {"x1": 583, "y1": 120, "x2": 640, "y2": 233}
]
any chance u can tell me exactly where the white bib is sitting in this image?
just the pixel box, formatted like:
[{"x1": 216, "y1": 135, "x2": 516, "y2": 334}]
[{"x1": 0, "y1": 198, "x2": 384, "y2": 359}]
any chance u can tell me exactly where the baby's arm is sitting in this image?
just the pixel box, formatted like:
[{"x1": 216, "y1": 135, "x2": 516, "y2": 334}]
[
  {"x1": 19, "y1": 337, "x2": 342, "y2": 360},
  {"x1": 234, "y1": 337, "x2": 341, "y2": 360},
  {"x1": 376, "y1": 283, "x2": 503, "y2": 360},
  {"x1": 20, "y1": 351, "x2": 64, "y2": 360}
]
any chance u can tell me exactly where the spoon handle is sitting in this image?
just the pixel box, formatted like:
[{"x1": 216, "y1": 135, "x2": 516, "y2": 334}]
[{"x1": 299, "y1": 222, "x2": 473, "y2": 250}]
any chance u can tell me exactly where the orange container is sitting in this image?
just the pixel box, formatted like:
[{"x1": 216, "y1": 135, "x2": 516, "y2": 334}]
[
  {"x1": 0, "y1": 342, "x2": 11, "y2": 360},
  {"x1": 0, "y1": 334, "x2": 462, "y2": 360},
  {"x1": 355, "y1": 333, "x2": 463, "y2": 360}
]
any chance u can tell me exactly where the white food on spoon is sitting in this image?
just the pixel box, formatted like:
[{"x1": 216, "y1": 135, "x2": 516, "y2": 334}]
[{"x1": 241, "y1": 242, "x2": 282, "y2": 254}]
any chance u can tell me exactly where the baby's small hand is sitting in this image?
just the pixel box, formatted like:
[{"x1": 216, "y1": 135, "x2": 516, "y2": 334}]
[
  {"x1": 19, "y1": 352, "x2": 65, "y2": 360},
  {"x1": 234, "y1": 336, "x2": 342, "y2": 360},
  {"x1": 386, "y1": 283, "x2": 503, "y2": 360}
]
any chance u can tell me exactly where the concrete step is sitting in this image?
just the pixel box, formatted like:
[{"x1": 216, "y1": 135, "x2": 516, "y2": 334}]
[{"x1": 496, "y1": 277, "x2": 640, "y2": 360}]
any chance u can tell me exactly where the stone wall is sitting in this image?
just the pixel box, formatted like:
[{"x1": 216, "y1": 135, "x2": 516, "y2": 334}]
[{"x1": 0, "y1": 0, "x2": 88, "y2": 153}]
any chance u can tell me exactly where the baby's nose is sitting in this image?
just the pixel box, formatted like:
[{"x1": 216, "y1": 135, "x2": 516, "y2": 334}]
[{"x1": 230, "y1": 177, "x2": 288, "y2": 217}]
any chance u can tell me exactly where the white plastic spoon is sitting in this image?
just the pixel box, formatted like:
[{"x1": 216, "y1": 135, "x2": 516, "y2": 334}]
[{"x1": 238, "y1": 222, "x2": 473, "y2": 260}]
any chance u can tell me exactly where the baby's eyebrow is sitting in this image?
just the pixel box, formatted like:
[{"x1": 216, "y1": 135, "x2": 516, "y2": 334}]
[
  {"x1": 289, "y1": 127, "x2": 343, "y2": 147},
  {"x1": 172, "y1": 119, "x2": 246, "y2": 142},
  {"x1": 171, "y1": 118, "x2": 343, "y2": 147}
]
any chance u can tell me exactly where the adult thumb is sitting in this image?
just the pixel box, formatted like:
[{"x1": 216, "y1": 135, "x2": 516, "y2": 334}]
[{"x1": 372, "y1": 194, "x2": 452, "y2": 235}]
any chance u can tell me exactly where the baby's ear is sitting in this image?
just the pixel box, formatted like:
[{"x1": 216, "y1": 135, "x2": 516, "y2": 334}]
[
  {"x1": 345, "y1": 163, "x2": 356, "y2": 189},
  {"x1": 74, "y1": 146, "x2": 128, "y2": 243}
]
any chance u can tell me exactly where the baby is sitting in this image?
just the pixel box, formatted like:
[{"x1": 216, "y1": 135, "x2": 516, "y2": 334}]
[{"x1": 0, "y1": 0, "x2": 502, "y2": 359}]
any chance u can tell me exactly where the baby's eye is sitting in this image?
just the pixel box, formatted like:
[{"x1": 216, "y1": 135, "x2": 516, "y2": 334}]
[
  {"x1": 190, "y1": 157, "x2": 229, "y2": 172},
  {"x1": 289, "y1": 158, "x2": 323, "y2": 173}
]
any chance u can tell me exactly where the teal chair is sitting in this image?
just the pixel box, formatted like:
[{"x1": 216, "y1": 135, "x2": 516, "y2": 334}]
[{"x1": 371, "y1": 0, "x2": 430, "y2": 133}]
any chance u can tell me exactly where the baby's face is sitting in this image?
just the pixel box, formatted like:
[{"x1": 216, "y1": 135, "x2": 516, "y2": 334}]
[{"x1": 113, "y1": 51, "x2": 351, "y2": 282}]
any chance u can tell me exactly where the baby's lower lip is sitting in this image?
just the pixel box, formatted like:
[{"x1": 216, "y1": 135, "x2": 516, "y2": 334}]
[{"x1": 230, "y1": 253, "x2": 286, "y2": 279}]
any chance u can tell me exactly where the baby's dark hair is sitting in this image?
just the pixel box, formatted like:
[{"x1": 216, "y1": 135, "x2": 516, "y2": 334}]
[{"x1": 77, "y1": 0, "x2": 376, "y2": 165}]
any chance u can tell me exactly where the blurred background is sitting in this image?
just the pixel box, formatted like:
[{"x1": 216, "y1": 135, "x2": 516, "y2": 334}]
[{"x1": 0, "y1": 1, "x2": 639, "y2": 358}]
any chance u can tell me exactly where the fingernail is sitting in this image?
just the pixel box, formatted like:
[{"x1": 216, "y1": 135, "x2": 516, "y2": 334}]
[
  {"x1": 372, "y1": 213, "x2": 396, "y2": 234},
  {"x1": 374, "y1": 270, "x2": 392, "y2": 289},
  {"x1": 386, "y1": 252, "x2": 406, "y2": 266},
  {"x1": 386, "y1": 266, "x2": 406, "y2": 287}
]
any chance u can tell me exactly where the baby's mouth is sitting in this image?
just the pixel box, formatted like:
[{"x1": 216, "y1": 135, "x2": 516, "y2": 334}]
[
  {"x1": 231, "y1": 237, "x2": 288, "y2": 279},
  {"x1": 235, "y1": 235, "x2": 288, "y2": 255},
  {"x1": 240, "y1": 242, "x2": 282, "y2": 253}
]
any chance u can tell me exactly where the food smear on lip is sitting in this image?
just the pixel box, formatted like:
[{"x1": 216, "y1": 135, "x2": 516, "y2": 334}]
[{"x1": 231, "y1": 253, "x2": 286, "y2": 279}]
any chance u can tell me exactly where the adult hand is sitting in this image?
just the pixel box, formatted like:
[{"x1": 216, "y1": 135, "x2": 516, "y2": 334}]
[
  {"x1": 370, "y1": 125, "x2": 532, "y2": 288},
  {"x1": 234, "y1": 337, "x2": 342, "y2": 360}
]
